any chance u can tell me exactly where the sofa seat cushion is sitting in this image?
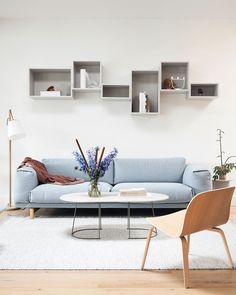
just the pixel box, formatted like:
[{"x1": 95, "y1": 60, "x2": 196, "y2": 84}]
[
  {"x1": 111, "y1": 183, "x2": 193, "y2": 203},
  {"x1": 29, "y1": 182, "x2": 112, "y2": 204}
]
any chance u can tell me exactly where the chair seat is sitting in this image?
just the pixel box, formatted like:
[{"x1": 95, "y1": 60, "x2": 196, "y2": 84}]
[{"x1": 147, "y1": 209, "x2": 186, "y2": 238}]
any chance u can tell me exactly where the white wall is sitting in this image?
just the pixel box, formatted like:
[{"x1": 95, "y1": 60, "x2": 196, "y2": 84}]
[{"x1": 0, "y1": 18, "x2": 236, "y2": 208}]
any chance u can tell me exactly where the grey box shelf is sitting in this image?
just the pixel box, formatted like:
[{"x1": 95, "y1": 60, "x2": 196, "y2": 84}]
[
  {"x1": 160, "y1": 62, "x2": 189, "y2": 91},
  {"x1": 101, "y1": 84, "x2": 130, "y2": 100},
  {"x1": 73, "y1": 61, "x2": 101, "y2": 91},
  {"x1": 131, "y1": 71, "x2": 159, "y2": 114},
  {"x1": 29, "y1": 69, "x2": 72, "y2": 99},
  {"x1": 189, "y1": 83, "x2": 218, "y2": 99}
]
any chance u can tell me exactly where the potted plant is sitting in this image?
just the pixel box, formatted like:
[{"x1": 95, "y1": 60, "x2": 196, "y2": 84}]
[{"x1": 212, "y1": 129, "x2": 236, "y2": 189}]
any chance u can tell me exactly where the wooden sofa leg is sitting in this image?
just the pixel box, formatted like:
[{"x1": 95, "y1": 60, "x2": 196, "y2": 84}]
[{"x1": 30, "y1": 208, "x2": 36, "y2": 219}]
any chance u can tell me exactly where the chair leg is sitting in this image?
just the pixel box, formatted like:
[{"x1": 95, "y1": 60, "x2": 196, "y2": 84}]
[
  {"x1": 187, "y1": 235, "x2": 190, "y2": 254},
  {"x1": 141, "y1": 226, "x2": 154, "y2": 270},
  {"x1": 209, "y1": 227, "x2": 234, "y2": 268},
  {"x1": 180, "y1": 236, "x2": 190, "y2": 288}
]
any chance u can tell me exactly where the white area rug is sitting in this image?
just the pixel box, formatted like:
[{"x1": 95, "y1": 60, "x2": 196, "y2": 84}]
[{"x1": 0, "y1": 216, "x2": 236, "y2": 270}]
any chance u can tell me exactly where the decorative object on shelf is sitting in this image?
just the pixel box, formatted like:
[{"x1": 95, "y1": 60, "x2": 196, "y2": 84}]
[
  {"x1": 197, "y1": 88, "x2": 203, "y2": 96},
  {"x1": 212, "y1": 129, "x2": 236, "y2": 189},
  {"x1": 146, "y1": 96, "x2": 151, "y2": 112},
  {"x1": 73, "y1": 140, "x2": 118, "y2": 197},
  {"x1": 170, "y1": 76, "x2": 185, "y2": 90},
  {"x1": 87, "y1": 73, "x2": 99, "y2": 88},
  {"x1": 47, "y1": 86, "x2": 55, "y2": 91},
  {"x1": 40, "y1": 85, "x2": 61, "y2": 97},
  {"x1": 6, "y1": 109, "x2": 26, "y2": 209},
  {"x1": 163, "y1": 78, "x2": 176, "y2": 89}
]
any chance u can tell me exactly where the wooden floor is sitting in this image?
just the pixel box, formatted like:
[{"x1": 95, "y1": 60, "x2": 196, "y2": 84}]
[{"x1": 0, "y1": 207, "x2": 236, "y2": 294}]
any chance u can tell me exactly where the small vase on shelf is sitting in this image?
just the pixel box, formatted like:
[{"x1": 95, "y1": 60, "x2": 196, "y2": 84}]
[{"x1": 88, "y1": 180, "x2": 101, "y2": 197}]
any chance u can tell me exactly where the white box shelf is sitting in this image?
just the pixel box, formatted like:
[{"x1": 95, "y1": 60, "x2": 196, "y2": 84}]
[
  {"x1": 131, "y1": 71, "x2": 160, "y2": 114},
  {"x1": 29, "y1": 68, "x2": 72, "y2": 99},
  {"x1": 73, "y1": 61, "x2": 101, "y2": 91},
  {"x1": 189, "y1": 83, "x2": 218, "y2": 99},
  {"x1": 160, "y1": 62, "x2": 189, "y2": 92},
  {"x1": 101, "y1": 84, "x2": 130, "y2": 100}
]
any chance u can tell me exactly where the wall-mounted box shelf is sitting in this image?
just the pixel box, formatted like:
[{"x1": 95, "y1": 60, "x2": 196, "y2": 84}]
[
  {"x1": 160, "y1": 62, "x2": 189, "y2": 92},
  {"x1": 29, "y1": 69, "x2": 72, "y2": 99},
  {"x1": 73, "y1": 61, "x2": 101, "y2": 91},
  {"x1": 131, "y1": 71, "x2": 159, "y2": 114},
  {"x1": 189, "y1": 83, "x2": 218, "y2": 99},
  {"x1": 101, "y1": 84, "x2": 130, "y2": 100},
  {"x1": 28, "y1": 60, "x2": 219, "y2": 111}
]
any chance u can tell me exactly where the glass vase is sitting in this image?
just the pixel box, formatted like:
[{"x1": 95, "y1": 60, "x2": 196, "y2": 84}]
[{"x1": 88, "y1": 180, "x2": 101, "y2": 197}]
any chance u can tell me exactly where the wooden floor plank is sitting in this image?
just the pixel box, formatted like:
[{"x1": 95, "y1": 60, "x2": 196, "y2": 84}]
[{"x1": 0, "y1": 270, "x2": 236, "y2": 291}]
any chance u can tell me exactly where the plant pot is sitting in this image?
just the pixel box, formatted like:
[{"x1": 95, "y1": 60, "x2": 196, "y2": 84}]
[{"x1": 212, "y1": 179, "x2": 231, "y2": 189}]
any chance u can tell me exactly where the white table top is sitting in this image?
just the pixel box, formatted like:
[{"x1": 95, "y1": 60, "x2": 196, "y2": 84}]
[{"x1": 60, "y1": 192, "x2": 168, "y2": 204}]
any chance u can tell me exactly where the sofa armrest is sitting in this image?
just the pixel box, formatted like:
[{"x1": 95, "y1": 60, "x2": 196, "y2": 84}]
[
  {"x1": 13, "y1": 167, "x2": 39, "y2": 204},
  {"x1": 183, "y1": 165, "x2": 212, "y2": 195}
]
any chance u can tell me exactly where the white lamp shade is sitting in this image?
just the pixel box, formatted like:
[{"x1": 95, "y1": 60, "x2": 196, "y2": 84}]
[{"x1": 7, "y1": 120, "x2": 25, "y2": 140}]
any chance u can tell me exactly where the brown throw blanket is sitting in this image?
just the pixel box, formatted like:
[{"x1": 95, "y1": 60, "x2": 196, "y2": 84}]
[{"x1": 19, "y1": 157, "x2": 84, "y2": 185}]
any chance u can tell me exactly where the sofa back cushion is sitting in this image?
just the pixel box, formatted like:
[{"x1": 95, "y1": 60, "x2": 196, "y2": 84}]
[
  {"x1": 114, "y1": 158, "x2": 186, "y2": 184},
  {"x1": 42, "y1": 158, "x2": 114, "y2": 185}
]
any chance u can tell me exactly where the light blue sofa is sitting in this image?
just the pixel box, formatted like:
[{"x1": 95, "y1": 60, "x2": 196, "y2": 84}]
[{"x1": 14, "y1": 157, "x2": 212, "y2": 216}]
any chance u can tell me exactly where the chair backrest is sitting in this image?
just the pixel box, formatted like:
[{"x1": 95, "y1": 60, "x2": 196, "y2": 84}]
[{"x1": 181, "y1": 187, "x2": 235, "y2": 237}]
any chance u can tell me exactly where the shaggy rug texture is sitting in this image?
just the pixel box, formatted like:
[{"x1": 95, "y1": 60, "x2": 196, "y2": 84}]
[{"x1": 0, "y1": 216, "x2": 235, "y2": 269}]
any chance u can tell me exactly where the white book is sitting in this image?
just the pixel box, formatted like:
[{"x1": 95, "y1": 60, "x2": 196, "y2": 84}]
[
  {"x1": 139, "y1": 92, "x2": 146, "y2": 113},
  {"x1": 40, "y1": 91, "x2": 61, "y2": 97},
  {"x1": 80, "y1": 69, "x2": 87, "y2": 88},
  {"x1": 119, "y1": 188, "x2": 147, "y2": 197}
]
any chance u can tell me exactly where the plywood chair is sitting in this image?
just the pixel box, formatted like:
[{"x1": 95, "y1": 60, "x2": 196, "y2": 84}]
[{"x1": 141, "y1": 187, "x2": 235, "y2": 288}]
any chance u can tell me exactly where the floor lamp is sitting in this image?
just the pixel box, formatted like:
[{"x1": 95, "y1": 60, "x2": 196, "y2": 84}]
[{"x1": 7, "y1": 109, "x2": 25, "y2": 209}]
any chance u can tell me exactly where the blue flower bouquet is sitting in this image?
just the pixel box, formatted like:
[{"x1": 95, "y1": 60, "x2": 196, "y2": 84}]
[{"x1": 73, "y1": 140, "x2": 118, "y2": 197}]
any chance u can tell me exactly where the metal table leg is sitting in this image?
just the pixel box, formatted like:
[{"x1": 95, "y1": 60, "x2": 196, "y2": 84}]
[
  {"x1": 151, "y1": 202, "x2": 155, "y2": 217},
  {"x1": 72, "y1": 202, "x2": 77, "y2": 235},
  {"x1": 98, "y1": 203, "x2": 102, "y2": 239},
  {"x1": 152, "y1": 202, "x2": 157, "y2": 235},
  {"x1": 71, "y1": 203, "x2": 102, "y2": 239},
  {"x1": 127, "y1": 203, "x2": 131, "y2": 239},
  {"x1": 127, "y1": 202, "x2": 157, "y2": 239}
]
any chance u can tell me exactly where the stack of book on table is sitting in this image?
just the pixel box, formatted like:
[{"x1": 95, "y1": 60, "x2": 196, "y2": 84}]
[{"x1": 119, "y1": 188, "x2": 147, "y2": 197}]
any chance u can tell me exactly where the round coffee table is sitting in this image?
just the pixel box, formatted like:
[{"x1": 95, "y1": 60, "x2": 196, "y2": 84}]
[{"x1": 60, "y1": 192, "x2": 168, "y2": 239}]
